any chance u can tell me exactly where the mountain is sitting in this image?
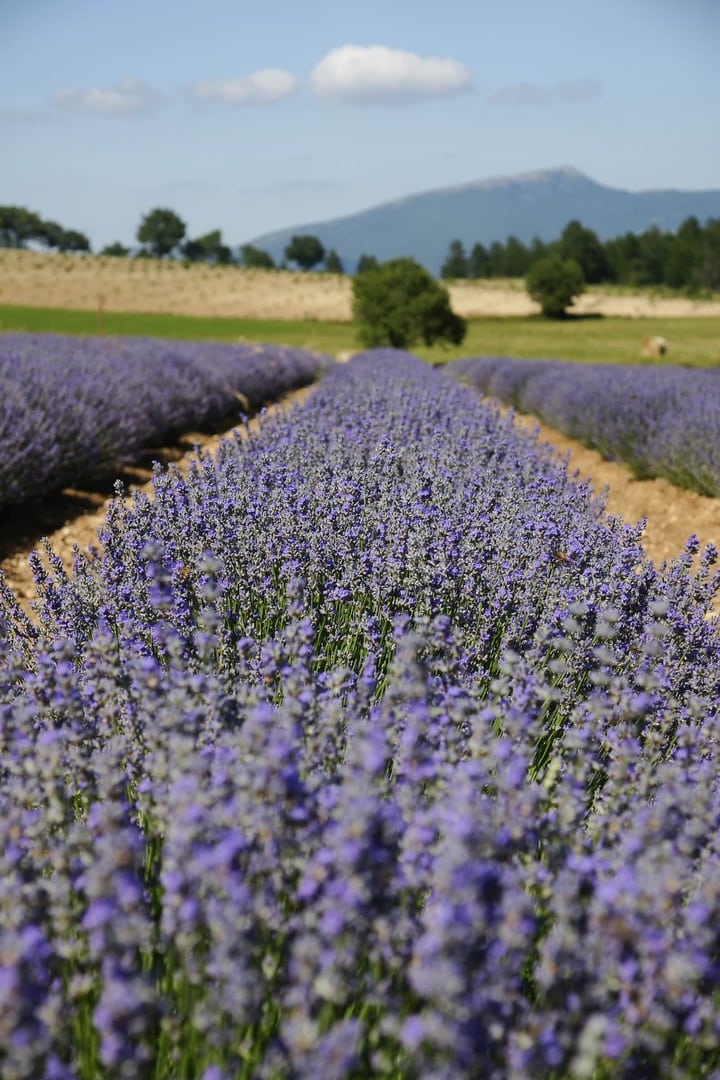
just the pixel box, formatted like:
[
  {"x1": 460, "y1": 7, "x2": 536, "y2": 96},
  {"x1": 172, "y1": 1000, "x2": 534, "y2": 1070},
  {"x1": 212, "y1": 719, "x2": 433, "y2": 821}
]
[{"x1": 249, "y1": 166, "x2": 720, "y2": 275}]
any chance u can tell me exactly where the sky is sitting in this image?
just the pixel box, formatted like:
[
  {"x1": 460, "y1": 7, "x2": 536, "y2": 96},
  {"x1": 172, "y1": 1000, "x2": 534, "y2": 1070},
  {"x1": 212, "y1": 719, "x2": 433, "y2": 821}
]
[{"x1": 2, "y1": 0, "x2": 719, "y2": 252}]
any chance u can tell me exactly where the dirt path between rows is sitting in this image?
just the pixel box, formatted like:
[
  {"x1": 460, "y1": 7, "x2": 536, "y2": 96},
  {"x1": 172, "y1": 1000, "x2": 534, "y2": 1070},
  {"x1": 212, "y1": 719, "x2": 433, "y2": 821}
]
[
  {"x1": 1, "y1": 387, "x2": 719, "y2": 618},
  {"x1": 511, "y1": 412, "x2": 720, "y2": 568},
  {"x1": 0, "y1": 389, "x2": 313, "y2": 612}
]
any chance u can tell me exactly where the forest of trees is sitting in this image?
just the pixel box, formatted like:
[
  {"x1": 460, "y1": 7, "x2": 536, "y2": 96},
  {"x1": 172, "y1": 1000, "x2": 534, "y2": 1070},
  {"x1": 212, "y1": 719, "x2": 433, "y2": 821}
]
[
  {"x1": 0, "y1": 205, "x2": 91, "y2": 253},
  {"x1": 0, "y1": 205, "x2": 341, "y2": 274},
  {"x1": 440, "y1": 217, "x2": 720, "y2": 293},
  {"x1": 2, "y1": 201, "x2": 719, "y2": 293}
]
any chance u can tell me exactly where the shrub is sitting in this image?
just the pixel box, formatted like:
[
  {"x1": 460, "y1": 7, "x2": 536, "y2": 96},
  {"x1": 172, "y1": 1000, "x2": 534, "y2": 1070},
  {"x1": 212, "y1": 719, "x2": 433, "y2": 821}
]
[
  {"x1": 0, "y1": 334, "x2": 331, "y2": 508},
  {"x1": 2, "y1": 353, "x2": 720, "y2": 1077},
  {"x1": 526, "y1": 256, "x2": 585, "y2": 317},
  {"x1": 352, "y1": 257, "x2": 466, "y2": 349}
]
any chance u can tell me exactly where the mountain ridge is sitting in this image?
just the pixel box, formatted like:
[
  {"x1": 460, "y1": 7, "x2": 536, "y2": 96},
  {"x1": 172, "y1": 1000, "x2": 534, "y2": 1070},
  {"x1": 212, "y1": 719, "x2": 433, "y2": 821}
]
[{"x1": 249, "y1": 167, "x2": 720, "y2": 275}]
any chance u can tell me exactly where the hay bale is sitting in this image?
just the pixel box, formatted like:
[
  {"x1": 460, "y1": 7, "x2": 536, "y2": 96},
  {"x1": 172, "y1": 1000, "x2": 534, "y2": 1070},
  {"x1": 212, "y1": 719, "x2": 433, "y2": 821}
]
[{"x1": 641, "y1": 335, "x2": 668, "y2": 357}]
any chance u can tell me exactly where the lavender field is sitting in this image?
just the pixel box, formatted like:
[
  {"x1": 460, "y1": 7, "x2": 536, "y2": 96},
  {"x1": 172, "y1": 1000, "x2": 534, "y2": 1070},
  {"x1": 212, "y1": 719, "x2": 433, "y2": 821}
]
[
  {"x1": 1, "y1": 350, "x2": 720, "y2": 1078},
  {"x1": 448, "y1": 355, "x2": 720, "y2": 497},
  {"x1": 0, "y1": 332, "x2": 330, "y2": 510}
]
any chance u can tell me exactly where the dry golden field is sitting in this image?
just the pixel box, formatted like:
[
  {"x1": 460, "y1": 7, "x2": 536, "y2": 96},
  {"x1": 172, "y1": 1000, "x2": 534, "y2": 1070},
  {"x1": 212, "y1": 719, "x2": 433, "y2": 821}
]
[{"x1": 2, "y1": 249, "x2": 720, "y2": 322}]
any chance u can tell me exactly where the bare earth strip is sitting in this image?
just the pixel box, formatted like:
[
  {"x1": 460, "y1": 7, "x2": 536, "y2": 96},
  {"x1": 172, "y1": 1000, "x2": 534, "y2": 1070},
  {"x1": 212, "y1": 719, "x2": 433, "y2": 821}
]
[
  {"x1": 510, "y1": 412, "x2": 720, "y2": 567},
  {"x1": 0, "y1": 390, "x2": 313, "y2": 613},
  {"x1": 2, "y1": 250, "x2": 720, "y2": 321}
]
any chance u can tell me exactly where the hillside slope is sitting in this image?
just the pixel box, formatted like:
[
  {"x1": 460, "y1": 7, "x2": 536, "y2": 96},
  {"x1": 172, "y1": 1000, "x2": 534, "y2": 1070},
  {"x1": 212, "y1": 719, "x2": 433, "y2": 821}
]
[{"x1": 250, "y1": 166, "x2": 720, "y2": 274}]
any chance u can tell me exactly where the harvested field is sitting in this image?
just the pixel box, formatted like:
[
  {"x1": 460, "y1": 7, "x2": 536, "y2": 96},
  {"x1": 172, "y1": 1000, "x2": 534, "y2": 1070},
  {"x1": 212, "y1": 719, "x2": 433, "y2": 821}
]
[{"x1": 2, "y1": 249, "x2": 720, "y2": 321}]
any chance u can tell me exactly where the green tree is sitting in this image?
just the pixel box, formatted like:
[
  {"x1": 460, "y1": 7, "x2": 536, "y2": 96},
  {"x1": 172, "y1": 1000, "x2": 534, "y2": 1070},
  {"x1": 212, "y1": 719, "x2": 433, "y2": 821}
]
[
  {"x1": 324, "y1": 249, "x2": 344, "y2": 274},
  {"x1": 529, "y1": 236, "x2": 549, "y2": 264},
  {"x1": 36, "y1": 220, "x2": 65, "y2": 249},
  {"x1": 487, "y1": 241, "x2": 506, "y2": 278},
  {"x1": 605, "y1": 231, "x2": 642, "y2": 284},
  {"x1": 0, "y1": 205, "x2": 44, "y2": 247},
  {"x1": 352, "y1": 257, "x2": 466, "y2": 349},
  {"x1": 440, "y1": 239, "x2": 469, "y2": 279},
  {"x1": 635, "y1": 225, "x2": 670, "y2": 285},
  {"x1": 0, "y1": 208, "x2": 91, "y2": 252},
  {"x1": 182, "y1": 229, "x2": 232, "y2": 264},
  {"x1": 526, "y1": 256, "x2": 585, "y2": 317},
  {"x1": 356, "y1": 254, "x2": 379, "y2": 274},
  {"x1": 136, "y1": 207, "x2": 186, "y2": 258},
  {"x1": 100, "y1": 242, "x2": 131, "y2": 257},
  {"x1": 238, "y1": 244, "x2": 275, "y2": 270},
  {"x1": 559, "y1": 220, "x2": 611, "y2": 283},
  {"x1": 502, "y1": 235, "x2": 531, "y2": 277},
  {"x1": 665, "y1": 216, "x2": 703, "y2": 289},
  {"x1": 696, "y1": 218, "x2": 720, "y2": 291},
  {"x1": 284, "y1": 234, "x2": 325, "y2": 271},
  {"x1": 56, "y1": 229, "x2": 91, "y2": 253},
  {"x1": 467, "y1": 242, "x2": 490, "y2": 279}
]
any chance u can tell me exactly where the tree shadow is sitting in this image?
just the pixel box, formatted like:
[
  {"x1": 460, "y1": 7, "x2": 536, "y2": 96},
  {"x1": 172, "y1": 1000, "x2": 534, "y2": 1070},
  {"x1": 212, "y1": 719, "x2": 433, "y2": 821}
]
[{"x1": 529, "y1": 312, "x2": 605, "y2": 322}]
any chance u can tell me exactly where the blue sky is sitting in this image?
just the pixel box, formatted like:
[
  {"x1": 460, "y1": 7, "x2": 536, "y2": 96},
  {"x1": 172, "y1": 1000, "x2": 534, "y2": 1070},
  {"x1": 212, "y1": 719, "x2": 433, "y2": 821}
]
[{"x1": 2, "y1": 0, "x2": 719, "y2": 251}]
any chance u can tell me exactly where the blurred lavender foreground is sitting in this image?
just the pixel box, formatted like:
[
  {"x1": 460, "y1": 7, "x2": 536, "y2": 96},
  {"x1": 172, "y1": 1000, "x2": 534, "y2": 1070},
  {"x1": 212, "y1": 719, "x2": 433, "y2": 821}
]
[
  {"x1": 1, "y1": 350, "x2": 720, "y2": 1078},
  {"x1": 448, "y1": 355, "x2": 720, "y2": 496},
  {"x1": 0, "y1": 332, "x2": 331, "y2": 509}
]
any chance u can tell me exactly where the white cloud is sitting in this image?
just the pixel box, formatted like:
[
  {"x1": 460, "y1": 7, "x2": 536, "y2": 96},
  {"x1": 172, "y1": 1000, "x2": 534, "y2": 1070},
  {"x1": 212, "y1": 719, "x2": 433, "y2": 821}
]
[
  {"x1": 53, "y1": 79, "x2": 164, "y2": 116},
  {"x1": 489, "y1": 80, "x2": 602, "y2": 106},
  {"x1": 189, "y1": 70, "x2": 298, "y2": 106},
  {"x1": 309, "y1": 44, "x2": 472, "y2": 104}
]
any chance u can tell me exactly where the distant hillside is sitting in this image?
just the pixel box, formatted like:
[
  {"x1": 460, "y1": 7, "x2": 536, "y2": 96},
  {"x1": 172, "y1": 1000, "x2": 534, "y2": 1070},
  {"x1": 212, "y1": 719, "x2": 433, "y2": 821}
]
[{"x1": 250, "y1": 167, "x2": 720, "y2": 275}]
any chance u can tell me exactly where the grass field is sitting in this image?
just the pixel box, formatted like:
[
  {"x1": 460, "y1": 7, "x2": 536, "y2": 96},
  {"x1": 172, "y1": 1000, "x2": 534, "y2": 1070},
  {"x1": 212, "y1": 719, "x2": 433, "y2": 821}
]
[
  {"x1": 2, "y1": 302, "x2": 719, "y2": 367},
  {"x1": 0, "y1": 303, "x2": 353, "y2": 355}
]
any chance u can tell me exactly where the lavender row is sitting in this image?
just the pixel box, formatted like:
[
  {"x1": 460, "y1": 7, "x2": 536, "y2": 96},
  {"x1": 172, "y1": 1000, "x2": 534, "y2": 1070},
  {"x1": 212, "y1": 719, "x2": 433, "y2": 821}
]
[
  {"x1": 447, "y1": 354, "x2": 720, "y2": 496},
  {"x1": 1, "y1": 350, "x2": 720, "y2": 1077},
  {"x1": 0, "y1": 332, "x2": 331, "y2": 509}
]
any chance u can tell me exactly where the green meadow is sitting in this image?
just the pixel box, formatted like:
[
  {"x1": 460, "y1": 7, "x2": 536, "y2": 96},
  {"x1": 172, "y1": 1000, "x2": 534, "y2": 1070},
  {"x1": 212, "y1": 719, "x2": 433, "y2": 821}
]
[{"x1": 1, "y1": 302, "x2": 719, "y2": 368}]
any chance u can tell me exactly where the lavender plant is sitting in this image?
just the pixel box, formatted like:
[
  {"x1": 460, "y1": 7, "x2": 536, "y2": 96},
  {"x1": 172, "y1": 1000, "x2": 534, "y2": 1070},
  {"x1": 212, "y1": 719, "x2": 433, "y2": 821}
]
[
  {"x1": 0, "y1": 332, "x2": 331, "y2": 509},
  {"x1": 0, "y1": 350, "x2": 719, "y2": 1077},
  {"x1": 448, "y1": 354, "x2": 720, "y2": 496}
]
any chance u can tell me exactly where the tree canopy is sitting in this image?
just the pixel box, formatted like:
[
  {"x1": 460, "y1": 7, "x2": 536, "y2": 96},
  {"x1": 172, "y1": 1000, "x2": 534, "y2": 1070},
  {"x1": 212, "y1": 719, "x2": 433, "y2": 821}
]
[
  {"x1": 57, "y1": 229, "x2": 91, "y2": 253},
  {"x1": 440, "y1": 215, "x2": 720, "y2": 293},
  {"x1": 526, "y1": 256, "x2": 585, "y2": 318},
  {"x1": 0, "y1": 206, "x2": 90, "y2": 252},
  {"x1": 284, "y1": 235, "x2": 325, "y2": 271},
  {"x1": 100, "y1": 242, "x2": 131, "y2": 257},
  {"x1": 558, "y1": 220, "x2": 610, "y2": 284},
  {"x1": 136, "y1": 208, "x2": 187, "y2": 259},
  {"x1": 352, "y1": 257, "x2": 466, "y2": 349},
  {"x1": 440, "y1": 239, "x2": 469, "y2": 280},
  {"x1": 182, "y1": 229, "x2": 232, "y2": 265},
  {"x1": 0, "y1": 206, "x2": 44, "y2": 248},
  {"x1": 238, "y1": 244, "x2": 275, "y2": 270},
  {"x1": 356, "y1": 254, "x2": 379, "y2": 274},
  {"x1": 324, "y1": 249, "x2": 344, "y2": 274}
]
